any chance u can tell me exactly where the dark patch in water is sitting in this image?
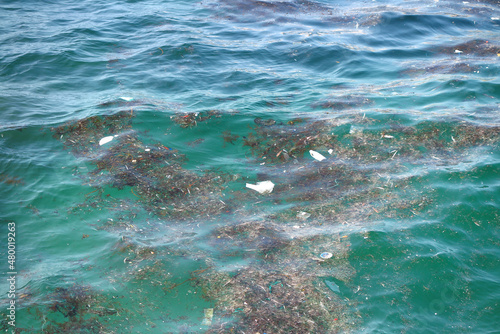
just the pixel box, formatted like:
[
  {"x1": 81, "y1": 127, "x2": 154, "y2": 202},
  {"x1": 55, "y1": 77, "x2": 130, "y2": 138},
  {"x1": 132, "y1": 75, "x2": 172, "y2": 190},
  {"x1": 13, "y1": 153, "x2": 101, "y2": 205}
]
[{"x1": 434, "y1": 39, "x2": 499, "y2": 57}]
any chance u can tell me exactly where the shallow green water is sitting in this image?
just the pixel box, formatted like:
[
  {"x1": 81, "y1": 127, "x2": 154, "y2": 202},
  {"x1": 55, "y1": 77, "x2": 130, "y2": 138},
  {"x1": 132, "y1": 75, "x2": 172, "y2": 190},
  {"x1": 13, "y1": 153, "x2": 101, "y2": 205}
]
[{"x1": 1, "y1": 0, "x2": 499, "y2": 333}]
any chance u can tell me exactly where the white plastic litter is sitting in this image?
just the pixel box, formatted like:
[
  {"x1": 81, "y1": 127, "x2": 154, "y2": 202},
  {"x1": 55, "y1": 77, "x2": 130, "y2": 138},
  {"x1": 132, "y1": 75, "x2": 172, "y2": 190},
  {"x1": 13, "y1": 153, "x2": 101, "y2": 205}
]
[
  {"x1": 99, "y1": 136, "x2": 114, "y2": 146},
  {"x1": 201, "y1": 308, "x2": 213, "y2": 326},
  {"x1": 328, "y1": 149, "x2": 334, "y2": 155},
  {"x1": 246, "y1": 180, "x2": 274, "y2": 194},
  {"x1": 309, "y1": 150, "x2": 326, "y2": 161},
  {"x1": 120, "y1": 96, "x2": 134, "y2": 101},
  {"x1": 325, "y1": 279, "x2": 340, "y2": 293},
  {"x1": 297, "y1": 211, "x2": 311, "y2": 220},
  {"x1": 320, "y1": 252, "x2": 333, "y2": 259}
]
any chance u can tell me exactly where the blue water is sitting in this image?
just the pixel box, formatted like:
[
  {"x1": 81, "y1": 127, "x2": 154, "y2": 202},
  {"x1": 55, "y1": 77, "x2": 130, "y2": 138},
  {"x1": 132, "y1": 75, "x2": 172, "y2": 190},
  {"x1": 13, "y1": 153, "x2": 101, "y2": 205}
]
[{"x1": 1, "y1": 0, "x2": 499, "y2": 333}]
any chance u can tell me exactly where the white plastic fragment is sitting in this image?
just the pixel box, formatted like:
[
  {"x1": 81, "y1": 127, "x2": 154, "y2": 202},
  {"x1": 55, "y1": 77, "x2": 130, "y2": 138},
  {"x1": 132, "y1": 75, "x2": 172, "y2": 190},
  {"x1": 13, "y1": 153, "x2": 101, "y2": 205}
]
[
  {"x1": 325, "y1": 279, "x2": 340, "y2": 293},
  {"x1": 99, "y1": 136, "x2": 114, "y2": 146},
  {"x1": 145, "y1": 148, "x2": 151, "y2": 152},
  {"x1": 382, "y1": 134, "x2": 394, "y2": 139},
  {"x1": 297, "y1": 211, "x2": 311, "y2": 220},
  {"x1": 201, "y1": 308, "x2": 213, "y2": 326},
  {"x1": 246, "y1": 180, "x2": 274, "y2": 194},
  {"x1": 309, "y1": 150, "x2": 326, "y2": 161},
  {"x1": 454, "y1": 50, "x2": 463, "y2": 54},
  {"x1": 328, "y1": 149, "x2": 334, "y2": 155},
  {"x1": 120, "y1": 96, "x2": 134, "y2": 101},
  {"x1": 320, "y1": 252, "x2": 333, "y2": 259}
]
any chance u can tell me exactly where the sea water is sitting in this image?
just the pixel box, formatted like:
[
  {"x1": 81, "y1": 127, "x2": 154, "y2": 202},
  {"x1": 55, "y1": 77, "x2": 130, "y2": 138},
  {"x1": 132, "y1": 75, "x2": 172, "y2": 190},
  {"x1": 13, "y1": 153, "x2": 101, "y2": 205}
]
[{"x1": 0, "y1": 0, "x2": 499, "y2": 333}]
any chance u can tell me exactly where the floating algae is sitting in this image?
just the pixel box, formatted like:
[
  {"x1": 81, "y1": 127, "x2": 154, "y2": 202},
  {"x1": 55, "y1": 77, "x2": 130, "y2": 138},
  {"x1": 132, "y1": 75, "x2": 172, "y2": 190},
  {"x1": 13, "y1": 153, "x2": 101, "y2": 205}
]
[
  {"x1": 171, "y1": 110, "x2": 222, "y2": 128},
  {"x1": 311, "y1": 95, "x2": 374, "y2": 111},
  {"x1": 43, "y1": 102, "x2": 500, "y2": 332},
  {"x1": 400, "y1": 60, "x2": 480, "y2": 77},
  {"x1": 241, "y1": 114, "x2": 500, "y2": 165},
  {"x1": 195, "y1": 223, "x2": 357, "y2": 333},
  {"x1": 11, "y1": 284, "x2": 121, "y2": 334},
  {"x1": 434, "y1": 39, "x2": 499, "y2": 57},
  {"x1": 54, "y1": 110, "x2": 233, "y2": 221},
  {"x1": 203, "y1": 0, "x2": 332, "y2": 23}
]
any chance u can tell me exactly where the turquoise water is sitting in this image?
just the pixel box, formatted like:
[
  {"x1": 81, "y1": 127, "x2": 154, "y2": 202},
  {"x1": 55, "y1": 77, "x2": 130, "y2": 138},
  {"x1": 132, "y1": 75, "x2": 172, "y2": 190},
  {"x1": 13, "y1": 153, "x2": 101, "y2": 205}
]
[{"x1": 1, "y1": 0, "x2": 499, "y2": 333}]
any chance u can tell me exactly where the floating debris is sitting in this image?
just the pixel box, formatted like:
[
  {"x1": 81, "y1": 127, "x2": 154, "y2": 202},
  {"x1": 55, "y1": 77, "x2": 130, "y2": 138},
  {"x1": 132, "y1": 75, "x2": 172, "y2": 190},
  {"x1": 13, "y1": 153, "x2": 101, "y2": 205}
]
[
  {"x1": 49, "y1": 100, "x2": 500, "y2": 333},
  {"x1": 171, "y1": 110, "x2": 222, "y2": 128},
  {"x1": 246, "y1": 180, "x2": 275, "y2": 194},
  {"x1": 99, "y1": 135, "x2": 115, "y2": 146},
  {"x1": 311, "y1": 95, "x2": 373, "y2": 111},
  {"x1": 201, "y1": 308, "x2": 214, "y2": 326},
  {"x1": 0, "y1": 173, "x2": 24, "y2": 186},
  {"x1": 204, "y1": 0, "x2": 332, "y2": 23},
  {"x1": 435, "y1": 39, "x2": 499, "y2": 57},
  {"x1": 320, "y1": 252, "x2": 333, "y2": 259},
  {"x1": 254, "y1": 117, "x2": 276, "y2": 126},
  {"x1": 296, "y1": 211, "x2": 311, "y2": 220},
  {"x1": 310, "y1": 150, "x2": 326, "y2": 161},
  {"x1": 324, "y1": 279, "x2": 340, "y2": 293},
  {"x1": 222, "y1": 130, "x2": 239, "y2": 145}
]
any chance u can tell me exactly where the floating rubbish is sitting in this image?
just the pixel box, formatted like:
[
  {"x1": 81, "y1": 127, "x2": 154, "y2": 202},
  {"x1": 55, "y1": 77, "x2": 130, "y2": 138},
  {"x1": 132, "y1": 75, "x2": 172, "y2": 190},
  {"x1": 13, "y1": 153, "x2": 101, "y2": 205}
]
[
  {"x1": 454, "y1": 50, "x2": 463, "y2": 54},
  {"x1": 99, "y1": 136, "x2": 114, "y2": 146},
  {"x1": 328, "y1": 149, "x2": 334, "y2": 155},
  {"x1": 119, "y1": 96, "x2": 134, "y2": 101},
  {"x1": 254, "y1": 117, "x2": 276, "y2": 126},
  {"x1": 325, "y1": 280, "x2": 340, "y2": 293},
  {"x1": 246, "y1": 180, "x2": 274, "y2": 194},
  {"x1": 201, "y1": 308, "x2": 214, "y2": 326},
  {"x1": 297, "y1": 211, "x2": 311, "y2": 220},
  {"x1": 320, "y1": 252, "x2": 333, "y2": 259},
  {"x1": 310, "y1": 150, "x2": 326, "y2": 161}
]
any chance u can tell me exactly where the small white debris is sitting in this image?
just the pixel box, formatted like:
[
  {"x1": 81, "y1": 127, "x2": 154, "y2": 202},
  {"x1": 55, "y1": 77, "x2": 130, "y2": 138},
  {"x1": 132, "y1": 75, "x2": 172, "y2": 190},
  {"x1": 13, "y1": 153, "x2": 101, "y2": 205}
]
[
  {"x1": 320, "y1": 252, "x2": 333, "y2": 259},
  {"x1": 246, "y1": 180, "x2": 275, "y2": 194},
  {"x1": 454, "y1": 50, "x2": 463, "y2": 54},
  {"x1": 145, "y1": 148, "x2": 151, "y2": 152},
  {"x1": 382, "y1": 135, "x2": 394, "y2": 139},
  {"x1": 120, "y1": 96, "x2": 134, "y2": 101},
  {"x1": 201, "y1": 308, "x2": 214, "y2": 326},
  {"x1": 297, "y1": 211, "x2": 311, "y2": 220},
  {"x1": 328, "y1": 149, "x2": 334, "y2": 155},
  {"x1": 309, "y1": 150, "x2": 326, "y2": 161},
  {"x1": 99, "y1": 136, "x2": 114, "y2": 146}
]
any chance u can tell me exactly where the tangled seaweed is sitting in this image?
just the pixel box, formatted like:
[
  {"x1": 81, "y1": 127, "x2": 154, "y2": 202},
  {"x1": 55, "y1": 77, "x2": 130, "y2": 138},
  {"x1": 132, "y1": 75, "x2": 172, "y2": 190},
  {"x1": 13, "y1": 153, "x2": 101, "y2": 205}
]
[
  {"x1": 244, "y1": 114, "x2": 500, "y2": 165},
  {"x1": 45, "y1": 99, "x2": 500, "y2": 333},
  {"x1": 14, "y1": 284, "x2": 120, "y2": 334},
  {"x1": 434, "y1": 39, "x2": 499, "y2": 57},
  {"x1": 196, "y1": 223, "x2": 356, "y2": 333},
  {"x1": 171, "y1": 110, "x2": 222, "y2": 128}
]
